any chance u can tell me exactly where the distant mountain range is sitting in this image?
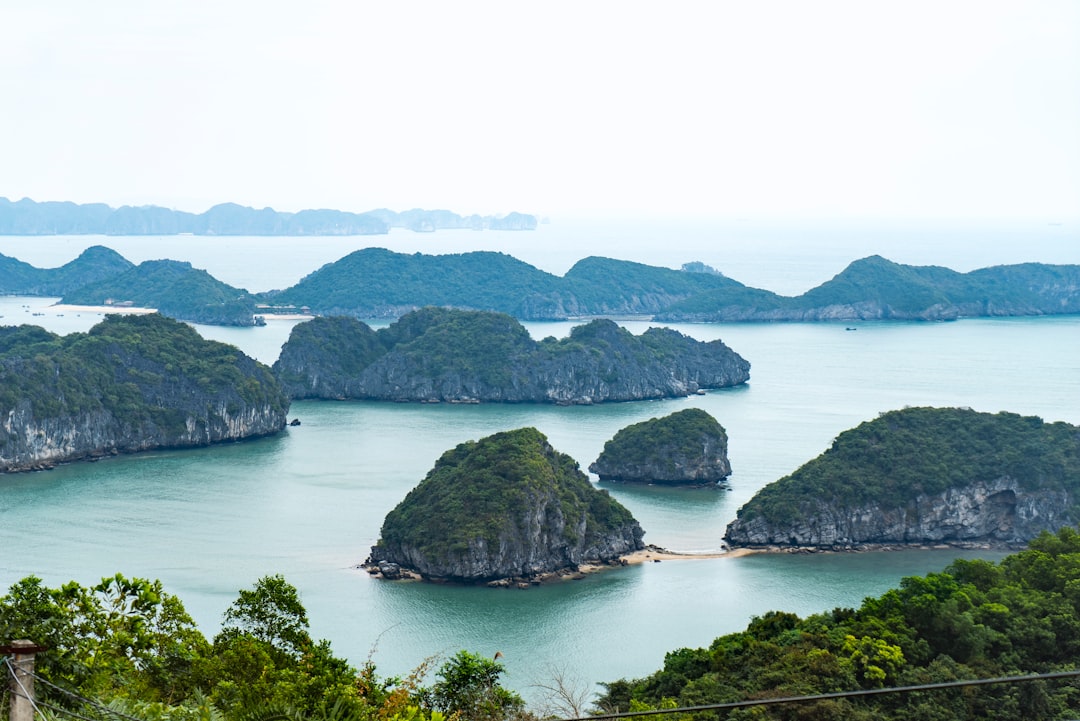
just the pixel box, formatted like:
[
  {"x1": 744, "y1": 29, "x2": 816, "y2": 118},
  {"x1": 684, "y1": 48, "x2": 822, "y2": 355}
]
[
  {"x1": 1, "y1": 244, "x2": 1078, "y2": 327},
  {"x1": 0, "y1": 197, "x2": 537, "y2": 236}
]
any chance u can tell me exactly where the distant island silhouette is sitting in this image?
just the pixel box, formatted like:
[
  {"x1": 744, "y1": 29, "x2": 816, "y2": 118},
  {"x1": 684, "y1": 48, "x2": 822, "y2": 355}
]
[{"x1": 0, "y1": 196, "x2": 537, "y2": 236}]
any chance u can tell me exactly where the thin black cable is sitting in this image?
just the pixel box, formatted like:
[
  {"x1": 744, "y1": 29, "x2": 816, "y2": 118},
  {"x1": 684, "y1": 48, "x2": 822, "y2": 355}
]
[
  {"x1": 3, "y1": 656, "x2": 46, "y2": 719},
  {"x1": 35, "y1": 696, "x2": 118, "y2": 721},
  {"x1": 568, "y1": 669, "x2": 1080, "y2": 721},
  {"x1": 26, "y1": 670, "x2": 149, "y2": 721}
]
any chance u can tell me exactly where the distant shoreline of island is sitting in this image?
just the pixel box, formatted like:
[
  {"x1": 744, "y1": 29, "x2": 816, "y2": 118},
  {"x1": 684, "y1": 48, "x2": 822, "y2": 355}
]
[{"x1": 3, "y1": 243, "x2": 1080, "y2": 328}]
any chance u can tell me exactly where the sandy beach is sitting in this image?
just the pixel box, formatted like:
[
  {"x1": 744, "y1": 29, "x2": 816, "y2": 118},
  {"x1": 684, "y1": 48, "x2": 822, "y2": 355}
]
[
  {"x1": 50, "y1": 303, "x2": 158, "y2": 315},
  {"x1": 621, "y1": 546, "x2": 757, "y2": 564}
]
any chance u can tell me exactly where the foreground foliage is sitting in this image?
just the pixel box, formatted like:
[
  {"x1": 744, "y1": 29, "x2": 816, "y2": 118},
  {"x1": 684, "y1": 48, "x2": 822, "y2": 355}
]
[
  {"x1": 6, "y1": 532, "x2": 1080, "y2": 721},
  {"x1": 599, "y1": 527, "x2": 1080, "y2": 720},
  {"x1": 0, "y1": 575, "x2": 521, "y2": 721}
]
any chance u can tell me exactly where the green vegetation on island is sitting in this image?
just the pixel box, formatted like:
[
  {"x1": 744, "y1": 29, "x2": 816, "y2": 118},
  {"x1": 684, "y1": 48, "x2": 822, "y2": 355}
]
[
  {"x1": 61, "y1": 259, "x2": 259, "y2": 326},
  {"x1": 599, "y1": 526, "x2": 1080, "y2": 721},
  {"x1": 724, "y1": 407, "x2": 1080, "y2": 548},
  {"x1": 0, "y1": 245, "x2": 133, "y2": 296},
  {"x1": 368, "y1": 427, "x2": 644, "y2": 582},
  {"x1": 0, "y1": 313, "x2": 288, "y2": 471},
  {"x1": 4, "y1": 244, "x2": 1079, "y2": 326},
  {"x1": 589, "y1": 408, "x2": 732, "y2": 485},
  {"x1": 273, "y1": 308, "x2": 750, "y2": 403}
]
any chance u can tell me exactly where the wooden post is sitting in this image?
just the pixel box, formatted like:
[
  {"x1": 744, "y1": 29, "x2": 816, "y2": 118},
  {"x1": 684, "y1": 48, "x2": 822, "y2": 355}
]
[{"x1": 4, "y1": 640, "x2": 44, "y2": 721}]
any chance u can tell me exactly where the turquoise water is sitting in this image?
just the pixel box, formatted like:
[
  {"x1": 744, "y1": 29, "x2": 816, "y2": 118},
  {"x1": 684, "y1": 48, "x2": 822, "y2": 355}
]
[{"x1": 1, "y1": 222, "x2": 1079, "y2": 700}]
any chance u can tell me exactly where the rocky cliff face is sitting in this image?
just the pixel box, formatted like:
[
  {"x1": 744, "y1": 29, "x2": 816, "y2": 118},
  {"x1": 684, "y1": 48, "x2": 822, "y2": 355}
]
[
  {"x1": 0, "y1": 315, "x2": 289, "y2": 472},
  {"x1": 1, "y1": 398, "x2": 285, "y2": 472},
  {"x1": 374, "y1": 489, "x2": 645, "y2": 581},
  {"x1": 724, "y1": 477, "x2": 1075, "y2": 549},
  {"x1": 274, "y1": 311, "x2": 751, "y2": 404},
  {"x1": 367, "y1": 427, "x2": 646, "y2": 583}
]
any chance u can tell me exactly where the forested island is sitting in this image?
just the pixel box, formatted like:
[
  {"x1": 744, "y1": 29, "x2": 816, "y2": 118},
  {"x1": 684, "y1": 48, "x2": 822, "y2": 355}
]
[
  {"x1": 0, "y1": 314, "x2": 289, "y2": 472},
  {"x1": 589, "y1": 408, "x2": 732, "y2": 485},
  {"x1": 4, "y1": 244, "x2": 1078, "y2": 327},
  {"x1": 0, "y1": 197, "x2": 536, "y2": 235},
  {"x1": 272, "y1": 308, "x2": 751, "y2": 403},
  {"x1": 724, "y1": 407, "x2": 1080, "y2": 549},
  {"x1": 366, "y1": 427, "x2": 645, "y2": 584}
]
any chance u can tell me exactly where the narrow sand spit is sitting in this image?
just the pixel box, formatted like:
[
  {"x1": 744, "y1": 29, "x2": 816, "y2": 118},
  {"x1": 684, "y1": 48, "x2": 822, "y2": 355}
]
[{"x1": 50, "y1": 303, "x2": 158, "y2": 314}]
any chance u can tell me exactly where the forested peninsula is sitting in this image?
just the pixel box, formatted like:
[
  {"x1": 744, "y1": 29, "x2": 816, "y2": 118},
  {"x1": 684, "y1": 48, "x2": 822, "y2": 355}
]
[
  {"x1": 272, "y1": 308, "x2": 750, "y2": 403},
  {"x1": 0, "y1": 314, "x2": 289, "y2": 472},
  {"x1": 0, "y1": 197, "x2": 536, "y2": 235},
  {"x1": 367, "y1": 427, "x2": 645, "y2": 584},
  {"x1": 5, "y1": 244, "x2": 1078, "y2": 327},
  {"x1": 724, "y1": 407, "x2": 1080, "y2": 549}
]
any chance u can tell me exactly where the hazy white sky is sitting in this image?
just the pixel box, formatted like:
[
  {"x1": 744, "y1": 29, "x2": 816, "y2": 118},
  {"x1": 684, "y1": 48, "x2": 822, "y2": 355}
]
[{"x1": 1, "y1": 1, "x2": 1077, "y2": 219}]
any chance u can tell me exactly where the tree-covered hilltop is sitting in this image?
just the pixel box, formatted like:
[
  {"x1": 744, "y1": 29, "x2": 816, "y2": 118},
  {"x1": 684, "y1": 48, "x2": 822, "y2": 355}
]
[
  {"x1": 0, "y1": 313, "x2": 289, "y2": 471},
  {"x1": 658, "y1": 255, "x2": 1080, "y2": 321},
  {"x1": 724, "y1": 407, "x2": 1080, "y2": 549},
  {"x1": 272, "y1": 307, "x2": 751, "y2": 403},
  {"x1": 261, "y1": 248, "x2": 740, "y2": 320},
  {"x1": 263, "y1": 248, "x2": 569, "y2": 318},
  {"x1": 61, "y1": 259, "x2": 259, "y2": 326},
  {"x1": 368, "y1": 427, "x2": 645, "y2": 582},
  {"x1": 0, "y1": 245, "x2": 133, "y2": 295},
  {"x1": 266, "y1": 251, "x2": 1080, "y2": 322},
  {"x1": 600, "y1": 526, "x2": 1080, "y2": 721},
  {"x1": 589, "y1": 408, "x2": 732, "y2": 485},
  {"x1": 5, "y1": 243, "x2": 1080, "y2": 325}
]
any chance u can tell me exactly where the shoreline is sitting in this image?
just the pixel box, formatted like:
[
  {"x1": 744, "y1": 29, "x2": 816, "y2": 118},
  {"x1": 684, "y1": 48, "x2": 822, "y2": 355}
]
[
  {"x1": 363, "y1": 545, "x2": 756, "y2": 588},
  {"x1": 50, "y1": 303, "x2": 158, "y2": 315}
]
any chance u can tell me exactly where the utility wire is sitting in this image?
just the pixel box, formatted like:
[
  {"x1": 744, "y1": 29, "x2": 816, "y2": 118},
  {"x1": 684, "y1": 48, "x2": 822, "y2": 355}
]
[
  {"x1": 567, "y1": 669, "x2": 1080, "y2": 721},
  {"x1": 26, "y1": 671, "x2": 149, "y2": 721},
  {"x1": 3, "y1": 656, "x2": 46, "y2": 720}
]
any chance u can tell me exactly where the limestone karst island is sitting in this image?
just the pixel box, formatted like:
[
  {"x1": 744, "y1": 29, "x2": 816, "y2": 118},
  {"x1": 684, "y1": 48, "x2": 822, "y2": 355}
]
[
  {"x1": 365, "y1": 427, "x2": 646, "y2": 585},
  {"x1": 725, "y1": 406, "x2": 1080, "y2": 550},
  {"x1": 590, "y1": 408, "x2": 732, "y2": 485}
]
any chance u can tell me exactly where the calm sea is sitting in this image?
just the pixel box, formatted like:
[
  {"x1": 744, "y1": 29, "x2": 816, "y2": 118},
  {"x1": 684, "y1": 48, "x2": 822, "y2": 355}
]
[{"x1": 1, "y1": 218, "x2": 1078, "y2": 701}]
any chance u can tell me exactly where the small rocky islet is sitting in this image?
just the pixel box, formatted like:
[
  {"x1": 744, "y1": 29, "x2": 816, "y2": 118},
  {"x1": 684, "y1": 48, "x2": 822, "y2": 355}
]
[
  {"x1": 365, "y1": 427, "x2": 646, "y2": 585},
  {"x1": 590, "y1": 408, "x2": 732, "y2": 486}
]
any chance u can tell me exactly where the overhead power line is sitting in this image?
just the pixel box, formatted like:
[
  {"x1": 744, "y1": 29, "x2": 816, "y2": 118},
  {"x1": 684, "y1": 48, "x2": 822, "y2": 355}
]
[{"x1": 567, "y1": 669, "x2": 1080, "y2": 721}]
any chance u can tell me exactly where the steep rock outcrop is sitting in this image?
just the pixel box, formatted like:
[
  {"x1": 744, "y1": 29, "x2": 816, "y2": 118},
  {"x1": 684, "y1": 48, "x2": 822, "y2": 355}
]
[
  {"x1": 0, "y1": 314, "x2": 289, "y2": 472},
  {"x1": 367, "y1": 427, "x2": 645, "y2": 582},
  {"x1": 274, "y1": 308, "x2": 750, "y2": 403},
  {"x1": 725, "y1": 477, "x2": 1071, "y2": 548},
  {"x1": 724, "y1": 407, "x2": 1080, "y2": 549},
  {"x1": 590, "y1": 408, "x2": 732, "y2": 485}
]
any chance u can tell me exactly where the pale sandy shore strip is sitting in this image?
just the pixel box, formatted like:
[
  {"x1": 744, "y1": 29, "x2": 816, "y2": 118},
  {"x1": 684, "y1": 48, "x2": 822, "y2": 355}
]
[
  {"x1": 622, "y1": 546, "x2": 757, "y2": 564},
  {"x1": 49, "y1": 304, "x2": 314, "y2": 322},
  {"x1": 258, "y1": 313, "x2": 315, "y2": 321},
  {"x1": 50, "y1": 303, "x2": 158, "y2": 314}
]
